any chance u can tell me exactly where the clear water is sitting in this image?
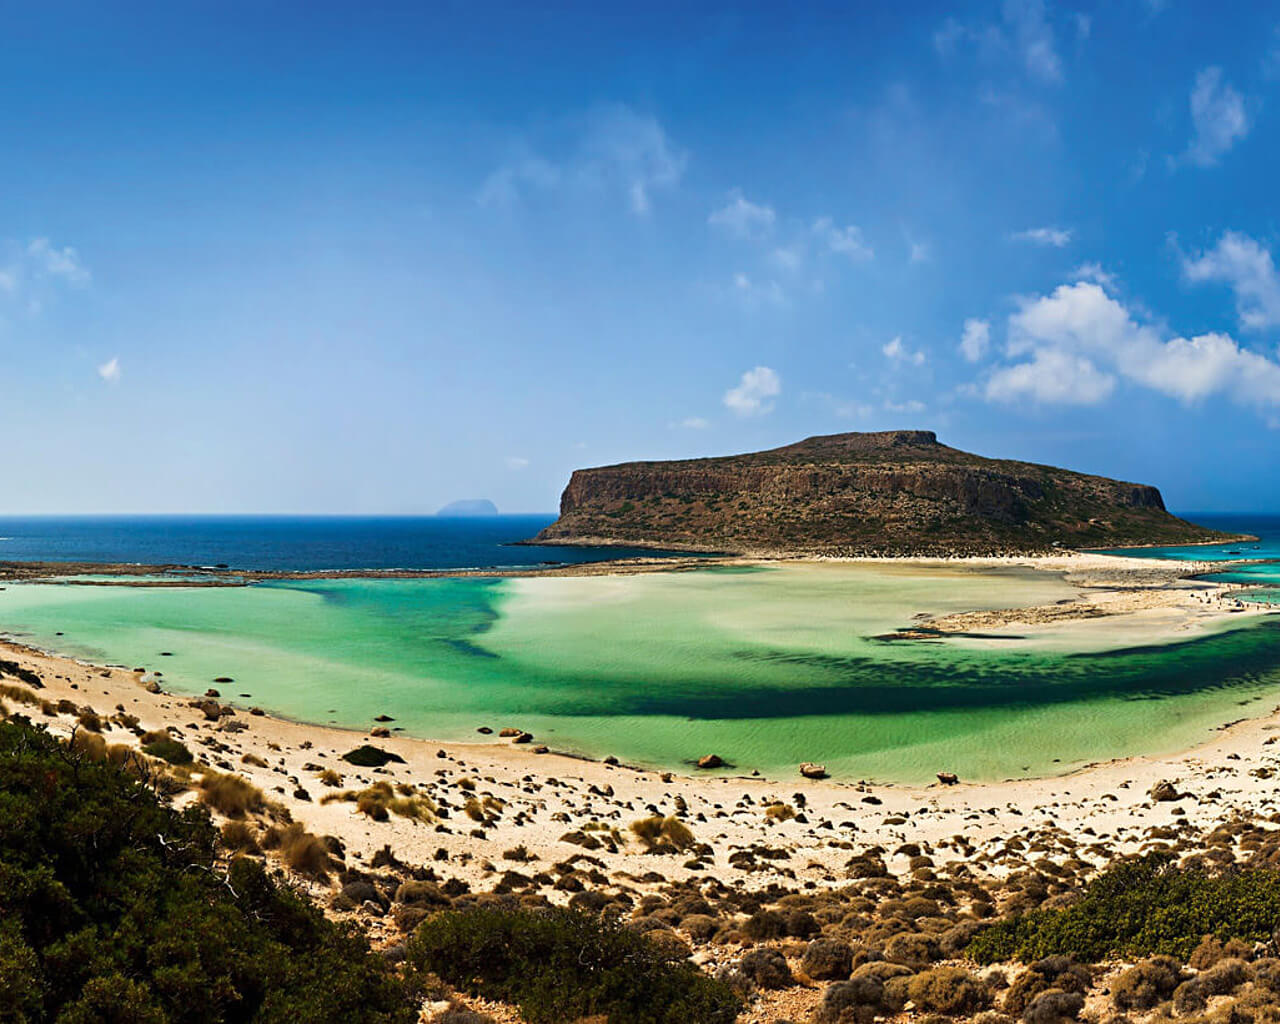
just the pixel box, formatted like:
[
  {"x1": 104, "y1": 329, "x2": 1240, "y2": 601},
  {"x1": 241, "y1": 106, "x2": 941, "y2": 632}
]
[
  {"x1": 3, "y1": 557, "x2": 1279, "y2": 783},
  {"x1": 1101, "y1": 513, "x2": 1280, "y2": 606},
  {"x1": 0, "y1": 515, "x2": 689, "y2": 571}
]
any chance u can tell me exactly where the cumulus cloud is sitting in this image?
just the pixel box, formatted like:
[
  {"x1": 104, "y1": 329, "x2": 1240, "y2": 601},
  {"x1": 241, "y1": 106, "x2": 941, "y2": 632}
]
[
  {"x1": 709, "y1": 189, "x2": 775, "y2": 239},
  {"x1": 813, "y1": 217, "x2": 873, "y2": 261},
  {"x1": 987, "y1": 349, "x2": 1115, "y2": 404},
  {"x1": 1180, "y1": 231, "x2": 1280, "y2": 331},
  {"x1": 1010, "y1": 226, "x2": 1073, "y2": 247},
  {"x1": 478, "y1": 104, "x2": 686, "y2": 215},
  {"x1": 883, "y1": 336, "x2": 926, "y2": 366},
  {"x1": 97, "y1": 357, "x2": 121, "y2": 383},
  {"x1": 960, "y1": 318, "x2": 991, "y2": 362},
  {"x1": 1179, "y1": 67, "x2": 1251, "y2": 168},
  {"x1": 723, "y1": 366, "x2": 781, "y2": 417},
  {"x1": 983, "y1": 280, "x2": 1280, "y2": 411}
]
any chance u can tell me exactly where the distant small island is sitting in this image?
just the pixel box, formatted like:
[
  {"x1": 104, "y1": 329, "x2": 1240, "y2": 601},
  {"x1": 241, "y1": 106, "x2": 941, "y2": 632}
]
[
  {"x1": 532, "y1": 429, "x2": 1238, "y2": 556},
  {"x1": 437, "y1": 498, "x2": 499, "y2": 517}
]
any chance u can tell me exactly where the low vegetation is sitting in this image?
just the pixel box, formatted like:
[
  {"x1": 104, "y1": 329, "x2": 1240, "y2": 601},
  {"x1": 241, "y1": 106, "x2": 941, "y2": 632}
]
[
  {"x1": 406, "y1": 904, "x2": 741, "y2": 1024},
  {"x1": 0, "y1": 715, "x2": 413, "y2": 1022},
  {"x1": 968, "y1": 853, "x2": 1280, "y2": 962}
]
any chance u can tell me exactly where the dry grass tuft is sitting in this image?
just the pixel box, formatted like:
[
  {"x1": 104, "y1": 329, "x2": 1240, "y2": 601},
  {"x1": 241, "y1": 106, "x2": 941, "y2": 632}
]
[
  {"x1": 629, "y1": 815, "x2": 696, "y2": 853},
  {"x1": 199, "y1": 771, "x2": 264, "y2": 818}
]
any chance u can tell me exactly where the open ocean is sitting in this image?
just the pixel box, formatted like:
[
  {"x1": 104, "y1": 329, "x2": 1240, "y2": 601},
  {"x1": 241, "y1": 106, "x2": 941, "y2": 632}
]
[{"x1": 0, "y1": 515, "x2": 678, "y2": 572}]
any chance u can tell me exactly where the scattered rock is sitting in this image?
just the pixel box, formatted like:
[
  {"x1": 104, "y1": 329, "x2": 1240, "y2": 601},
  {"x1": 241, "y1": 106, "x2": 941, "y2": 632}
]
[{"x1": 697, "y1": 754, "x2": 724, "y2": 769}]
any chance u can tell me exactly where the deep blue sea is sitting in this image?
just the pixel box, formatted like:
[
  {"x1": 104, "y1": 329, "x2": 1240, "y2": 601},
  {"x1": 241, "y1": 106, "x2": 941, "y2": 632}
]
[{"x1": 0, "y1": 515, "x2": 682, "y2": 572}]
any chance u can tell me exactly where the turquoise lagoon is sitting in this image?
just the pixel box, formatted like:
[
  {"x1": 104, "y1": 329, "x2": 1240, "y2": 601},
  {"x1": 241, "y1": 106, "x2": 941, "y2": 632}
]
[{"x1": 3, "y1": 561, "x2": 1280, "y2": 783}]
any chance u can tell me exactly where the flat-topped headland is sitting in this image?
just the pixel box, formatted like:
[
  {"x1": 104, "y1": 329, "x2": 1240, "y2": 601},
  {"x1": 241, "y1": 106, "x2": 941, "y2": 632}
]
[{"x1": 530, "y1": 429, "x2": 1243, "y2": 556}]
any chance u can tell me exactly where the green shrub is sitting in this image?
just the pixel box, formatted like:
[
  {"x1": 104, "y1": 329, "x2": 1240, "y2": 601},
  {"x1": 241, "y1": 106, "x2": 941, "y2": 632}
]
[
  {"x1": 406, "y1": 904, "x2": 741, "y2": 1024},
  {"x1": 969, "y1": 853, "x2": 1280, "y2": 963},
  {"x1": 0, "y1": 717, "x2": 413, "y2": 1022},
  {"x1": 142, "y1": 735, "x2": 193, "y2": 765}
]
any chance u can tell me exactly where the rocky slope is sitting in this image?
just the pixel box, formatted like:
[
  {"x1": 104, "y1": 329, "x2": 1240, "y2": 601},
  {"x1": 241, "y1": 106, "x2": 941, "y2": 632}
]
[{"x1": 531, "y1": 430, "x2": 1231, "y2": 556}]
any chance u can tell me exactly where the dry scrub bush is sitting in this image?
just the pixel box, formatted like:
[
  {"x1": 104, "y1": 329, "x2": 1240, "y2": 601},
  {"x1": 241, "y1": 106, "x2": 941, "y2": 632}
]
[
  {"x1": 630, "y1": 815, "x2": 696, "y2": 853},
  {"x1": 199, "y1": 770, "x2": 264, "y2": 818}
]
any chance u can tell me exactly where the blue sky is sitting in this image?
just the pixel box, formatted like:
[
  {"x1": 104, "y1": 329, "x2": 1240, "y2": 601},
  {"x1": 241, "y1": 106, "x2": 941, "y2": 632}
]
[{"x1": 5, "y1": 1, "x2": 1280, "y2": 514}]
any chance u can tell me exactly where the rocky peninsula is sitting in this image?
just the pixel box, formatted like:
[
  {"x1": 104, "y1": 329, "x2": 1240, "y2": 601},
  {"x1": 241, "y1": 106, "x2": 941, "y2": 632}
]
[{"x1": 531, "y1": 430, "x2": 1236, "y2": 557}]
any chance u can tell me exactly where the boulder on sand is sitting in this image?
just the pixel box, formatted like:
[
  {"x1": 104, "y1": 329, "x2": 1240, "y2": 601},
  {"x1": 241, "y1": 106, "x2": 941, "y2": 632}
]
[
  {"x1": 800, "y1": 762, "x2": 828, "y2": 779},
  {"x1": 937, "y1": 771, "x2": 959, "y2": 785},
  {"x1": 697, "y1": 754, "x2": 725, "y2": 769}
]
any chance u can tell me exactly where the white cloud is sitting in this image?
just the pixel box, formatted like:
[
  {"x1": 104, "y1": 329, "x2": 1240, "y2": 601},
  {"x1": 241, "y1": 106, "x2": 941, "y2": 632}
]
[
  {"x1": 959, "y1": 318, "x2": 991, "y2": 362},
  {"x1": 723, "y1": 366, "x2": 781, "y2": 417},
  {"x1": 28, "y1": 238, "x2": 90, "y2": 284},
  {"x1": 478, "y1": 104, "x2": 686, "y2": 215},
  {"x1": 708, "y1": 189, "x2": 775, "y2": 239},
  {"x1": 933, "y1": 0, "x2": 1063, "y2": 85},
  {"x1": 1180, "y1": 67, "x2": 1250, "y2": 168},
  {"x1": 729, "y1": 272, "x2": 787, "y2": 308},
  {"x1": 983, "y1": 280, "x2": 1280, "y2": 411},
  {"x1": 97, "y1": 357, "x2": 121, "y2": 383},
  {"x1": 676, "y1": 416, "x2": 709, "y2": 429},
  {"x1": 1071, "y1": 262, "x2": 1117, "y2": 289},
  {"x1": 1004, "y1": 0, "x2": 1063, "y2": 84},
  {"x1": 884, "y1": 398, "x2": 927, "y2": 414},
  {"x1": 908, "y1": 238, "x2": 931, "y2": 263},
  {"x1": 1010, "y1": 226, "x2": 1073, "y2": 247},
  {"x1": 883, "y1": 335, "x2": 926, "y2": 366},
  {"x1": 505, "y1": 456, "x2": 530, "y2": 470},
  {"x1": 1180, "y1": 231, "x2": 1280, "y2": 331},
  {"x1": 987, "y1": 348, "x2": 1115, "y2": 404},
  {"x1": 0, "y1": 268, "x2": 15, "y2": 293},
  {"x1": 771, "y1": 244, "x2": 803, "y2": 271},
  {"x1": 813, "y1": 217, "x2": 873, "y2": 261}
]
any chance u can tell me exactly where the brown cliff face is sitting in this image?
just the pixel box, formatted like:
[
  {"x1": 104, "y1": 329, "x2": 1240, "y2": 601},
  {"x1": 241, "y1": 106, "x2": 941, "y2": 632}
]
[{"x1": 532, "y1": 430, "x2": 1226, "y2": 556}]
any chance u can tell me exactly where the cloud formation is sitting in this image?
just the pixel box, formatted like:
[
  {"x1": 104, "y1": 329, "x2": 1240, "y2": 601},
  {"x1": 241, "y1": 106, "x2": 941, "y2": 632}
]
[
  {"x1": 1010, "y1": 226, "x2": 1073, "y2": 247},
  {"x1": 1180, "y1": 231, "x2": 1280, "y2": 331},
  {"x1": 934, "y1": 0, "x2": 1063, "y2": 85},
  {"x1": 97, "y1": 357, "x2": 121, "y2": 383},
  {"x1": 984, "y1": 279, "x2": 1280, "y2": 412},
  {"x1": 478, "y1": 104, "x2": 686, "y2": 214},
  {"x1": 709, "y1": 190, "x2": 775, "y2": 239},
  {"x1": 959, "y1": 318, "x2": 991, "y2": 362},
  {"x1": 1180, "y1": 67, "x2": 1250, "y2": 168},
  {"x1": 28, "y1": 238, "x2": 90, "y2": 284},
  {"x1": 883, "y1": 336, "x2": 926, "y2": 366},
  {"x1": 813, "y1": 217, "x2": 873, "y2": 261},
  {"x1": 723, "y1": 366, "x2": 781, "y2": 416}
]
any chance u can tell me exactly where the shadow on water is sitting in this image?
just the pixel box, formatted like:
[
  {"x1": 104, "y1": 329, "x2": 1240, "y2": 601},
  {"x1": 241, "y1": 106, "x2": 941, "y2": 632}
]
[{"x1": 517, "y1": 618, "x2": 1280, "y2": 721}]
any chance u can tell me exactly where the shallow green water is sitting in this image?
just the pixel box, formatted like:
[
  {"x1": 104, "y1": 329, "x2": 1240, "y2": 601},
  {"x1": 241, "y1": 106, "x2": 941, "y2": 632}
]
[{"x1": 3, "y1": 564, "x2": 1280, "y2": 783}]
